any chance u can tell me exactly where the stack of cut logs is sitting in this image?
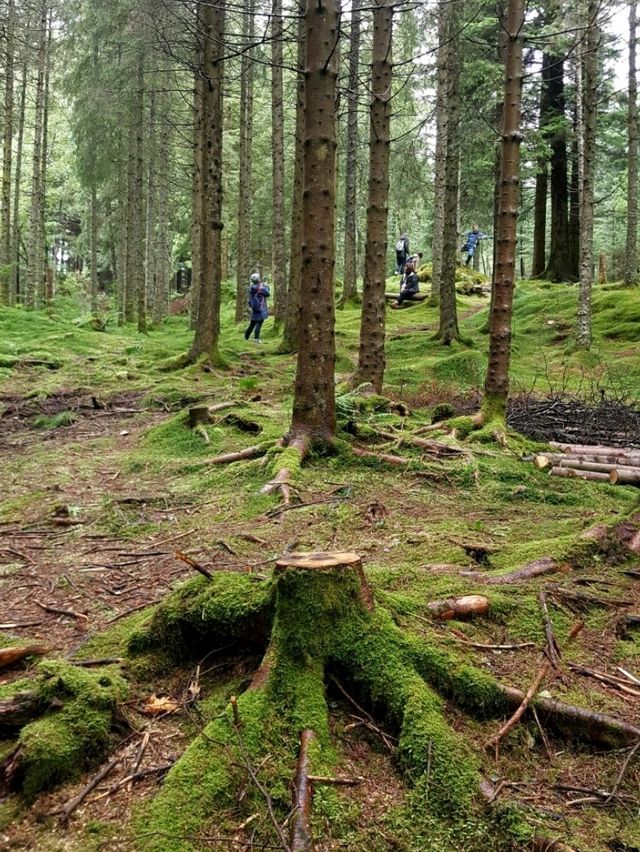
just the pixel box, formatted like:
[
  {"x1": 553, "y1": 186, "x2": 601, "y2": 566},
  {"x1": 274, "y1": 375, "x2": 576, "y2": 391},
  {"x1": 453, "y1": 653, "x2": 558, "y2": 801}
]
[{"x1": 534, "y1": 441, "x2": 640, "y2": 486}]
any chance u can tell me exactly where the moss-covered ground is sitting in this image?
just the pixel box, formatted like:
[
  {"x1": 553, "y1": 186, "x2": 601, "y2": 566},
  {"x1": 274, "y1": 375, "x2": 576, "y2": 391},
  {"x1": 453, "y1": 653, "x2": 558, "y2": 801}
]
[{"x1": 0, "y1": 278, "x2": 639, "y2": 850}]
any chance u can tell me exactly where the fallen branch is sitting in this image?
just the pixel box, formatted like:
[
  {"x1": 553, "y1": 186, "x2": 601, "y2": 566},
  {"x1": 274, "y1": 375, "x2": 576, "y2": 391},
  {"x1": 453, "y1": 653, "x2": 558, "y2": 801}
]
[
  {"x1": 34, "y1": 601, "x2": 88, "y2": 621},
  {"x1": 373, "y1": 429, "x2": 463, "y2": 457},
  {"x1": 201, "y1": 443, "x2": 274, "y2": 466},
  {"x1": 567, "y1": 663, "x2": 640, "y2": 697},
  {"x1": 0, "y1": 644, "x2": 48, "y2": 670},
  {"x1": 290, "y1": 729, "x2": 315, "y2": 852},
  {"x1": 460, "y1": 556, "x2": 562, "y2": 585},
  {"x1": 604, "y1": 739, "x2": 640, "y2": 803},
  {"x1": 538, "y1": 592, "x2": 561, "y2": 669},
  {"x1": 58, "y1": 755, "x2": 121, "y2": 823},
  {"x1": 175, "y1": 550, "x2": 214, "y2": 580},
  {"x1": 306, "y1": 774, "x2": 363, "y2": 787}
]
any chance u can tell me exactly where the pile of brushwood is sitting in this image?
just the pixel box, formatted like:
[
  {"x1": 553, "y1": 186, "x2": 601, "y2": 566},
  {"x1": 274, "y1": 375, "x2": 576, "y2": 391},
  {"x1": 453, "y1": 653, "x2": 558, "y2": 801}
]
[{"x1": 508, "y1": 393, "x2": 640, "y2": 448}]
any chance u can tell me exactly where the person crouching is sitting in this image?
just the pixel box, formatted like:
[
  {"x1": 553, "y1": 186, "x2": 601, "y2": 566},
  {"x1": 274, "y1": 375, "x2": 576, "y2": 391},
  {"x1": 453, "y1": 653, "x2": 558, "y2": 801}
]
[{"x1": 395, "y1": 259, "x2": 419, "y2": 307}]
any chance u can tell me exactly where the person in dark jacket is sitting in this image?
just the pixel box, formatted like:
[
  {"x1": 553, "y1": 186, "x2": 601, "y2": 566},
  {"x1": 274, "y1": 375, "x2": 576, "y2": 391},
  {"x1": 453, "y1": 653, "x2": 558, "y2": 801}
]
[
  {"x1": 395, "y1": 259, "x2": 420, "y2": 306},
  {"x1": 395, "y1": 233, "x2": 410, "y2": 273},
  {"x1": 244, "y1": 273, "x2": 270, "y2": 343}
]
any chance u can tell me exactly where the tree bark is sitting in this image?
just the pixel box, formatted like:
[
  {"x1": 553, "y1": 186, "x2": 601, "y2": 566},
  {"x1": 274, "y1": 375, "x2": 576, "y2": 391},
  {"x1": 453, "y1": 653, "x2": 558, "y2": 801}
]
[
  {"x1": 576, "y1": 0, "x2": 598, "y2": 348},
  {"x1": 531, "y1": 53, "x2": 551, "y2": 278},
  {"x1": 437, "y1": 0, "x2": 462, "y2": 344},
  {"x1": 0, "y1": 0, "x2": 15, "y2": 305},
  {"x1": 189, "y1": 0, "x2": 225, "y2": 363},
  {"x1": 25, "y1": 0, "x2": 48, "y2": 309},
  {"x1": 482, "y1": 0, "x2": 524, "y2": 419},
  {"x1": 153, "y1": 90, "x2": 171, "y2": 325},
  {"x1": 340, "y1": 0, "x2": 362, "y2": 305},
  {"x1": 145, "y1": 88, "x2": 158, "y2": 321},
  {"x1": 90, "y1": 183, "x2": 99, "y2": 315},
  {"x1": 134, "y1": 55, "x2": 146, "y2": 334},
  {"x1": 542, "y1": 53, "x2": 573, "y2": 282},
  {"x1": 39, "y1": 9, "x2": 53, "y2": 307},
  {"x1": 355, "y1": 0, "x2": 394, "y2": 393},
  {"x1": 281, "y1": 10, "x2": 306, "y2": 353},
  {"x1": 190, "y1": 71, "x2": 204, "y2": 331},
  {"x1": 271, "y1": 0, "x2": 286, "y2": 327},
  {"x1": 289, "y1": 0, "x2": 340, "y2": 443},
  {"x1": 235, "y1": 0, "x2": 254, "y2": 323},
  {"x1": 10, "y1": 61, "x2": 27, "y2": 305},
  {"x1": 625, "y1": 0, "x2": 638, "y2": 286},
  {"x1": 430, "y1": 0, "x2": 451, "y2": 306}
]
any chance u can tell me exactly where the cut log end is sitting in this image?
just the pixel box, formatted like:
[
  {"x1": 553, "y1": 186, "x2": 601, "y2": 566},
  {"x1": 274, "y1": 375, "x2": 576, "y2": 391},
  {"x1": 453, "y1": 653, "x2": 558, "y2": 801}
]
[{"x1": 275, "y1": 551, "x2": 362, "y2": 572}]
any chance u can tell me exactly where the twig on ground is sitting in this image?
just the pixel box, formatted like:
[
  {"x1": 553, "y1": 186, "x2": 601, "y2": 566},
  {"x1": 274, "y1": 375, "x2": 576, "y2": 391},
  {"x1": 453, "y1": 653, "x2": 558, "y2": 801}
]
[
  {"x1": 34, "y1": 600, "x2": 88, "y2": 621},
  {"x1": 175, "y1": 550, "x2": 214, "y2": 580},
  {"x1": 538, "y1": 592, "x2": 562, "y2": 669},
  {"x1": 604, "y1": 739, "x2": 640, "y2": 804},
  {"x1": 57, "y1": 756, "x2": 121, "y2": 823}
]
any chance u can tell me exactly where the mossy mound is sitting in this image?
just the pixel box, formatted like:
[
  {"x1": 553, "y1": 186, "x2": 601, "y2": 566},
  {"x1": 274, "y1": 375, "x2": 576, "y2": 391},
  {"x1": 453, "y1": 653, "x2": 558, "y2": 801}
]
[{"x1": 10, "y1": 661, "x2": 128, "y2": 801}]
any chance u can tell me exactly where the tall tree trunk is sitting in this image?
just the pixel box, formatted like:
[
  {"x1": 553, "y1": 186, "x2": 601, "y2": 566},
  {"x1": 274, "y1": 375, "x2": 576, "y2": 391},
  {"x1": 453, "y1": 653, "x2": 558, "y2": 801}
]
[
  {"x1": 90, "y1": 183, "x2": 99, "y2": 315},
  {"x1": 153, "y1": 90, "x2": 171, "y2": 325},
  {"x1": 39, "y1": 9, "x2": 53, "y2": 306},
  {"x1": 340, "y1": 0, "x2": 362, "y2": 305},
  {"x1": 145, "y1": 88, "x2": 158, "y2": 320},
  {"x1": 543, "y1": 53, "x2": 572, "y2": 282},
  {"x1": 135, "y1": 57, "x2": 146, "y2": 333},
  {"x1": 25, "y1": 0, "x2": 48, "y2": 309},
  {"x1": 355, "y1": 0, "x2": 393, "y2": 393},
  {"x1": 625, "y1": 0, "x2": 638, "y2": 286},
  {"x1": 235, "y1": 0, "x2": 254, "y2": 323},
  {"x1": 190, "y1": 73, "x2": 203, "y2": 331},
  {"x1": 281, "y1": 10, "x2": 305, "y2": 354},
  {"x1": 568, "y1": 74, "x2": 580, "y2": 278},
  {"x1": 531, "y1": 52, "x2": 551, "y2": 278},
  {"x1": 0, "y1": 0, "x2": 15, "y2": 305},
  {"x1": 576, "y1": 0, "x2": 598, "y2": 347},
  {"x1": 482, "y1": 0, "x2": 524, "y2": 420},
  {"x1": 271, "y1": 0, "x2": 286, "y2": 327},
  {"x1": 289, "y1": 0, "x2": 339, "y2": 445},
  {"x1": 436, "y1": 0, "x2": 462, "y2": 344},
  {"x1": 117, "y1": 131, "x2": 127, "y2": 324},
  {"x1": 124, "y1": 121, "x2": 136, "y2": 323},
  {"x1": 430, "y1": 0, "x2": 450, "y2": 306},
  {"x1": 189, "y1": 0, "x2": 225, "y2": 363},
  {"x1": 10, "y1": 62, "x2": 27, "y2": 305}
]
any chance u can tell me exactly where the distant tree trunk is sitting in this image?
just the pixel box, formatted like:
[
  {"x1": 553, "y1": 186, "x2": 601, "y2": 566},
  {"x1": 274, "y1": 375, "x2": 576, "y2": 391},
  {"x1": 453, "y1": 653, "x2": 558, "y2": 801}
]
[
  {"x1": 436, "y1": 0, "x2": 462, "y2": 344},
  {"x1": 189, "y1": 0, "x2": 225, "y2": 363},
  {"x1": 355, "y1": 0, "x2": 394, "y2": 393},
  {"x1": 341, "y1": 0, "x2": 362, "y2": 305},
  {"x1": 281, "y1": 11, "x2": 305, "y2": 354},
  {"x1": 190, "y1": 73, "x2": 203, "y2": 331},
  {"x1": 568, "y1": 114, "x2": 580, "y2": 279},
  {"x1": 39, "y1": 9, "x2": 53, "y2": 306},
  {"x1": 25, "y1": 0, "x2": 48, "y2": 309},
  {"x1": 531, "y1": 53, "x2": 551, "y2": 278},
  {"x1": 235, "y1": 0, "x2": 254, "y2": 323},
  {"x1": 598, "y1": 251, "x2": 607, "y2": 284},
  {"x1": 90, "y1": 183, "x2": 99, "y2": 315},
  {"x1": 543, "y1": 53, "x2": 572, "y2": 282},
  {"x1": 0, "y1": 0, "x2": 15, "y2": 305},
  {"x1": 124, "y1": 121, "x2": 136, "y2": 323},
  {"x1": 625, "y1": 0, "x2": 638, "y2": 286},
  {"x1": 482, "y1": 0, "x2": 524, "y2": 420},
  {"x1": 134, "y1": 57, "x2": 146, "y2": 333},
  {"x1": 576, "y1": 0, "x2": 598, "y2": 348},
  {"x1": 289, "y1": 0, "x2": 339, "y2": 445},
  {"x1": 10, "y1": 62, "x2": 27, "y2": 305},
  {"x1": 153, "y1": 93, "x2": 171, "y2": 325},
  {"x1": 430, "y1": 0, "x2": 450, "y2": 306},
  {"x1": 117, "y1": 132, "x2": 128, "y2": 325},
  {"x1": 145, "y1": 88, "x2": 158, "y2": 320},
  {"x1": 271, "y1": 0, "x2": 286, "y2": 326}
]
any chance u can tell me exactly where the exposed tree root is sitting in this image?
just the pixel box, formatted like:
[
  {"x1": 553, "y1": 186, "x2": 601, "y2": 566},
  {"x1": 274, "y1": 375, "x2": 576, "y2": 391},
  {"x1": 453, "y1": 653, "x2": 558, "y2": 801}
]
[
  {"x1": 200, "y1": 441, "x2": 276, "y2": 466},
  {"x1": 460, "y1": 556, "x2": 563, "y2": 585},
  {"x1": 351, "y1": 446, "x2": 416, "y2": 465}
]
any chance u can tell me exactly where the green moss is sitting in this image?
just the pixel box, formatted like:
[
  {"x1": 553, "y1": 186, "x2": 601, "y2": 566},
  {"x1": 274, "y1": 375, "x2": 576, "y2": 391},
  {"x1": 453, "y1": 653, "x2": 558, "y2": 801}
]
[
  {"x1": 32, "y1": 410, "x2": 77, "y2": 429},
  {"x1": 433, "y1": 350, "x2": 485, "y2": 388},
  {"x1": 17, "y1": 661, "x2": 127, "y2": 800},
  {"x1": 130, "y1": 573, "x2": 274, "y2": 659}
]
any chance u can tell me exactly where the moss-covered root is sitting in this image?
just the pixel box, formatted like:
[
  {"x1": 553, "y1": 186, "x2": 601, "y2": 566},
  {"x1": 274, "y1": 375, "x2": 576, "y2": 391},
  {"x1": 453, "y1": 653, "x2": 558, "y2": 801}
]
[
  {"x1": 3, "y1": 661, "x2": 127, "y2": 801},
  {"x1": 136, "y1": 652, "x2": 331, "y2": 852},
  {"x1": 129, "y1": 572, "x2": 275, "y2": 661}
]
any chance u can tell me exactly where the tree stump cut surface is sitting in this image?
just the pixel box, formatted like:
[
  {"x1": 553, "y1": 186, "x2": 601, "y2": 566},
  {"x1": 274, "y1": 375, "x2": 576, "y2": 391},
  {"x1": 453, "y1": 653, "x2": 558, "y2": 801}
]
[{"x1": 275, "y1": 551, "x2": 373, "y2": 610}]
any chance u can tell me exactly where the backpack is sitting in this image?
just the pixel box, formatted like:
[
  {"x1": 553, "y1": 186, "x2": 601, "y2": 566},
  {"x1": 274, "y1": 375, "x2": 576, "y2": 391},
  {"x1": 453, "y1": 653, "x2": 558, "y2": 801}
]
[
  {"x1": 461, "y1": 242, "x2": 469, "y2": 253},
  {"x1": 395, "y1": 239, "x2": 406, "y2": 252}
]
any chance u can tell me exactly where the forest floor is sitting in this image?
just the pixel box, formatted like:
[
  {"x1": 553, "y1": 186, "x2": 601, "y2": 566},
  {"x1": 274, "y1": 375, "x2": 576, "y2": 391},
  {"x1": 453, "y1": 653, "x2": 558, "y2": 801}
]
[{"x1": 0, "y1": 279, "x2": 639, "y2": 851}]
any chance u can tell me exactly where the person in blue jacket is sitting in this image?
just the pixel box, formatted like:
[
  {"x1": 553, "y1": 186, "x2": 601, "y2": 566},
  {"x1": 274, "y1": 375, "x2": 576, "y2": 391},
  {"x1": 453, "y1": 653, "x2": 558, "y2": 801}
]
[
  {"x1": 462, "y1": 225, "x2": 488, "y2": 266},
  {"x1": 244, "y1": 273, "x2": 270, "y2": 343}
]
